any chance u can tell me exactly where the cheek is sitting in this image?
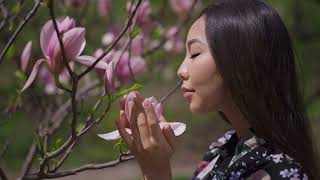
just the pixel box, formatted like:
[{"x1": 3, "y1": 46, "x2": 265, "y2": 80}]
[
  {"x1": 191, "y1": 76, "x2": 225, "y2": 113},
  {"x1": 189, "y1": 55, "x2": 226, "y2": 112}
]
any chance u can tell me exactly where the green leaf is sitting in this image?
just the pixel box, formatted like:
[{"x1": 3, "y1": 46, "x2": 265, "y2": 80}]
[
  {"x1": 152, "y1": 27, "x2": 162, "y2": 39},
  {"x1": 130, "y1": 26, "x2": 142, "y2": 38},
  {"x1": 114, "y1": 83, "x2": 143, "y2": 98},
  {"x1": 11, "y1": 3, "x2": 21, "y2": 14},
  {"x1": 5, "y1": 45, "x2": 15, "y2": 61},
  {"x1": 113, "y1": 139, "x2": 128, "y2": 151},
  {"x1": 15, "y1": 70, "x2": 26, "y2": 81},
  {"x1": 76, "y1": 123, "x2": 86, "y2": 133},
  {"x1": 34, "y1": 133, "x2": 44, "y2": 155},
  {"x1": 55, "y1": 138, "x2": 62, "y2": 148}
]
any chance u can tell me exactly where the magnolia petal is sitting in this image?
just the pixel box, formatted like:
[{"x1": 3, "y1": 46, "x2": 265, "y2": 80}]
[
  {"x1": 159, "y1": 122, "x2": 186, "y2": 136},
  {"x1": 154, "y1": 102, "x2": 162, "y2": 120},
  {"x1": 125, "y1": 92, "x2": 137, "y2": 120},
  {"x1": 58, "y1": 16, "x2": 76, "y2": 33},
  {"x1": 21, "y1": 41, "x2": 32, "y2": 72},
  {"x1": 40, "y1": 21, "x2": 55, "y2": 56},
  {"x1": 104, "y1": 61, "x2": 115, "y2": 92},
  {"x1": 21, "y1": 59, "x2": 47, "y2": 92},
  {"x1": 75, "y1": 55, "x2": 109, "y2": 70},
  {"x1": 62, "y1": 27, "x2": 86, "y2": 60},
  {"x1": 97, "y1": 128, "x2": 132, "y2": 141},
  {"x1": 145, "y1": 96, "x2": 162, "y2": 120},
  {"x1": 98, "y1": 122, "x2": 186, "y2": 141}
]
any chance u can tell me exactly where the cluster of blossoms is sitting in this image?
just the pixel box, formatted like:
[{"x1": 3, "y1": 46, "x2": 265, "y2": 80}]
[{"x1": 20, "y1": 0, "x2": 200, "y2": 94}]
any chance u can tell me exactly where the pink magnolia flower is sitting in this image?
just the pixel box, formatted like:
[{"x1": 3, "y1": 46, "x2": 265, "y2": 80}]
[
  {"x1": 164, "y1": 26, "x2": 184, "y2": 53},
  {"x1": 76, "y1": 49, "x2": 116, "y2": 93},
  {"x1": 127, "y1": 0, "x2": 152, "y2": 26},
  {"x1": 113, "y1": 51, "x2": 146, "y2": 82},
  {"x1": 21, "y1": 16, "x2": 87, "y2": 92},
  {"x1": 169, "y1": 0, "x2": 195, "y2": 19},
  {"x1": 131, "y1": 34, "x2": 145, "y2": 56},
  {"x1": 98, "y1": 92, "x2": 186, "y2": 140},
  {"x1": 97, "y1": 0, "x2": 112, "y2": 17},
  {"x1": 64, "y1": 0, "x2": 87, "y2": 8},
  {"x1": 103, "y1": 60, "x2": 115, "y2": 93},
  {"x1": 21, "y1": 41, "x2": 32, "y2": 73}
]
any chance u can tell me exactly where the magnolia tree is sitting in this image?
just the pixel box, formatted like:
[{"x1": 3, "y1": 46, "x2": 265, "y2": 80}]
[{"x1": 0, "y1": 0, "x2": 202, "y2": 179}]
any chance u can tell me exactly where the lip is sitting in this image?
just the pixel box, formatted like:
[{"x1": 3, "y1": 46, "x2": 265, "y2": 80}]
[
  {"x1": 181, "y1": 86, "x2": 195, "y2": 92},
  {"x1": 181, "y1": 85, "x2": 195, "y2": 102}
]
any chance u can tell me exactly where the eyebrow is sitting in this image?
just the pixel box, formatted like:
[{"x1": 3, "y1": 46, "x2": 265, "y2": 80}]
[{"x1": 187, "y1": 38, "x2": 205, "y2": 50}]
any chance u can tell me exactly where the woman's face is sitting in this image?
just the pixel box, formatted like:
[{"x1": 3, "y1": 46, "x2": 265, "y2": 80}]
[{"x1": 177, "y1": 16, "x2": 227, "y2": 113}]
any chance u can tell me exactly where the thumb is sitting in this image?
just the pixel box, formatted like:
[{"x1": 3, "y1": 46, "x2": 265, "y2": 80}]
[{"x1": 163, "y1": 122, "x2": 177, "y2": 151}]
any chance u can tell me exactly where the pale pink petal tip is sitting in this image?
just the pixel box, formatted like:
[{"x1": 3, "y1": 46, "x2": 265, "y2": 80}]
[
  {"x1": 21, "y1": 59, "x2": 47, "y2": 92},
  {"x1": 159, "y1": 122, "x2": 186, "y2": 136},
  {"x1": 98, "y1": 128, "x2": 132, "y2": 141}
]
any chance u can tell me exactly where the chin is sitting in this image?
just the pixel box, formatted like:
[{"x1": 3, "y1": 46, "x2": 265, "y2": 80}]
[{"x1": 189, "y1": 102, "x2": 204, "y2": 113}]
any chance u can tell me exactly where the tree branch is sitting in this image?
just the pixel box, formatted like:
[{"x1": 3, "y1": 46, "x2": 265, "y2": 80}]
[
  {"x1": 78, "y1": 0, "x2": 143, "y2": 79},
  {"x1": 0, "y1": 0, "x2": 40, "y2": 64},
  {"x1": 24, "y1": 153, "x2": 134, "y2": 180},
  {"x1": 47, "y1": 0, "x2": 73, "y2": 78},
  {"x1": 19, "y1": 142, "x2": 37, "y2": 179}
]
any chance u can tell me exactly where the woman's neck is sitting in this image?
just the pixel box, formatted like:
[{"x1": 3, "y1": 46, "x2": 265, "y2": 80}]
[{"x1": 220, "y1": 100, "x2": 251, "y2": 138}]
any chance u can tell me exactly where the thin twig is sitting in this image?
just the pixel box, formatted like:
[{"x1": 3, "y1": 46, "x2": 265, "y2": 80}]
[
  {"x1": 160, "y1": 80, "x2": 182, "y2": 104},
  {"x1": 47, "y1": 0, "x2": 73, "y2": 77},
  {"x1": 0, "y1": 2, "x2": 8, "y2": 31},
  {"x1": 0, "y1": 140, "x2": 9, "y2": 159},
  {"x1": 49, "y1": 80, "x2": 100, "y2": 135},
  {"x1": 78, "y1": 0, "x2": 143, "y2": 79},
  {"x1": 50, "y1": 141, "x2": 76, "y2": 172},
  {"x1": 143, "y1": 0, "x2": 199, "y2": 57},
  {"x1": 24, "y1": 154, "x2": 134, "y2": 180},
  {"x1": 0, "y1": 0, "x2": 40, "y2": 64},
  {"x1": 19, "y1": 142, "x2": 37, "y2": 179}
]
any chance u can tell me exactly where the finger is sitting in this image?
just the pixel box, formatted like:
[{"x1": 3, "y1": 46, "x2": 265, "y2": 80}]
[
  {"x1": 129, "y1": 101, "x2": 143, "y2": 151},
  {"x1": 142, "y1": 99, "x2": 162, "y2": 141},
  {"x1": 163, "y1": 122, "x2": 177, "y2": 151},
  {"x1": 116, "y1": 110, "x2": 133, "y2": 148},
  {"x1": 133, "y1": 98, "x2": 152, "y2": 148}
]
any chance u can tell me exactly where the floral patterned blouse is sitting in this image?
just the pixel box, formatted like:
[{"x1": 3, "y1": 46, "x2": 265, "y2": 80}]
[{"x1": 192, "y1": 130, "x2": 308, "y2": 180}]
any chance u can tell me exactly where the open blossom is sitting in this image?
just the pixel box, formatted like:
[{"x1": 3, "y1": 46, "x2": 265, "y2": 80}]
[
  {"x1": 164, "y1": 26, "x2": 184, "y2": 53},
  {"x1": 97, "y1": 0, "x2": 112, "y2": 17},
  {"x1": 21, "y1": 41, "x2": 32, "y2": 73},
  {"x1": 21, "y1": 16, "x2": 87, "y2": 92},
  {"x1": 113, "y1": 51, "x2": 146, "y2": 82},
  {"x1": 98, "y1": 92, "x2": 186, "y2": 140}
]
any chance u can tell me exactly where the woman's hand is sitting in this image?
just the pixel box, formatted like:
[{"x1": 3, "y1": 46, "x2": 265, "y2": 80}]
[{"x1": 115, "y1": 92, "x2": 176, "y2": 180}]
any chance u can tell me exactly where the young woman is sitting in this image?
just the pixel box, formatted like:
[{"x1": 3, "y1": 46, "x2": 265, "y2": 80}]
[{"x1": 115, "y1": 0, "x2": 319, "y2": 179}]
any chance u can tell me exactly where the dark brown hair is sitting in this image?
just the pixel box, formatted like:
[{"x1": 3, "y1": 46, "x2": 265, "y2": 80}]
[{"x1": 202, "y1": 0, "x2": 319, "y2": 178}]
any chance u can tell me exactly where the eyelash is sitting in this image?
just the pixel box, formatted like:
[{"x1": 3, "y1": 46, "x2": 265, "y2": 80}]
[{"x1": 189, "y1": 53, "x2": 200, "y2": 59}]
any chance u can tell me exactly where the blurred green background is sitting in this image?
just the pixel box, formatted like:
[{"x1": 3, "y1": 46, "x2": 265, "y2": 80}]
[{"x1": 1, "y1": 0, "x2": 320, "y2": 179}]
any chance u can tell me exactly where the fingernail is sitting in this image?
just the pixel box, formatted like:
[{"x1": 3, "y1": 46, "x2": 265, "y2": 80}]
[{"x1": 143, "y1": 99, "x2": 150, "y2": 108}]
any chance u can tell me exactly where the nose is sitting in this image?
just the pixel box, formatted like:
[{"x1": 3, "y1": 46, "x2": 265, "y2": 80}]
[{"x1": 177, "y1": 59, "x2": 189, "y2": 81}]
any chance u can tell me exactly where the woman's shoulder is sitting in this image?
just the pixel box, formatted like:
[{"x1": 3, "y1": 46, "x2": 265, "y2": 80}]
[{"x1": 248, "y1": 152, "x2": 308, "y2": 180}]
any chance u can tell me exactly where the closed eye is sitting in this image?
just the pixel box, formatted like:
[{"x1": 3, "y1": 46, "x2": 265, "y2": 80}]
[{"x1": 190, "y1": 53, "x2": 200, "y2": 59}]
